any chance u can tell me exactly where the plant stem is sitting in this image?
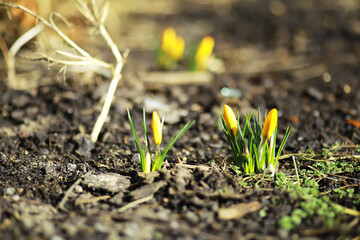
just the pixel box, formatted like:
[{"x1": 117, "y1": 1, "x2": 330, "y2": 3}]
[
  {"x1": 292, "y1": 156, "x2": 300, "y2": 187},
  {"x1": 258, "y1": 139, "x2": 266, "y2": 169},
  {"x1": 89, "y1": 13, "x2": 124, "y2": 143},
  {"x1": 8, "y1": 23, "x2": 44, "y2": 85}
]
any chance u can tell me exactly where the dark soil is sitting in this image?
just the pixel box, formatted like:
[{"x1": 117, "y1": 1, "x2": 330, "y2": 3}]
[{"x1": 0, "y1": 1, "x2": 359, "y2": 240}]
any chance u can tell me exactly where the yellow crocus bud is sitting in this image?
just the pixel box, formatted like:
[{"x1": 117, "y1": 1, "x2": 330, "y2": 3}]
[
  {"x1": 144, "y1": 152, "x2": 151, "y2": 174},
  {"x1": 152, "y1": 111, "x2": 162, "y2": 146},
  {"x1": 224, "y1": 104, "x2": 238, "y2": 135},
  {"x1": 195, "y1": 36, "x2": 215, "y2": 70},
  {"x1": 161, "y1": 27, "x2": 176, "y2": 55},
  {"x1": 262, "y1": 109, "x2": 278, "y2": 140},
  {"x1": 171, "y1": 36, "x2": 185, "y2": 60},
  {"x1": 161, "y1": 28, "x2": 184, "y2": 61}
]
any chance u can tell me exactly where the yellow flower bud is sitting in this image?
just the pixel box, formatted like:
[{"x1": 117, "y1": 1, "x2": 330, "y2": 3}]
[
  {"x1": 195, "y1": 36, "x2": 215, "y2": 70},
  {"x1": 224, "y1": 104, "x2": 238, "y2": 135},
  {"x1": 161, "y1": 28, "x2": 184, "y2": 61},
  {"x1": 161, "y1": 27, "x2": 176, "y2": 55},
  {"x1": 152, "y1": 111, "x2": 162, "y2": 146},
  {"x1": 144, "y1": 152, "x2": 151, "y2": 174},
  {"x1": 262, "y1": 109, "x2": 278, "y2": 140},
  {"x1": 171, "y1": 36, "x2": 185, "y2": 60}
]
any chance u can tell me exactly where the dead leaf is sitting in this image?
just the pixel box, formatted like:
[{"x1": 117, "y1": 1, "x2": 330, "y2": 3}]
[
  {"x1": 11, "y1": 0, "x2": 39, "y2": 30},
  {"x1": 218, "y1": 201, "x2": 262, "y2": 220},
  {"x1": 288, "y1": 115, "x2": 299, "y2": 124},
  {"x1": 346, "y1": 119, "x2": 360, "y2": 128},
  {"x1": 129, "y1": 181, "x2": 167, "y2": 200}
]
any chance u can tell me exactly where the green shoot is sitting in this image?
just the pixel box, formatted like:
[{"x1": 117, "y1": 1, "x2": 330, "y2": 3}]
[
  {"x1": 221, "y1": 104, "x2": 292, "y2": 175},
  {"x1": 127, "y1": 108, "x2": 195, "y2": 174}
]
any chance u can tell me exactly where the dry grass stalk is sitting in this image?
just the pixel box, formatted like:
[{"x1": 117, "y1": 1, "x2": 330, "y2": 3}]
[{"x1": 0, "y1": 0, "x2": 127, "y2": 143}]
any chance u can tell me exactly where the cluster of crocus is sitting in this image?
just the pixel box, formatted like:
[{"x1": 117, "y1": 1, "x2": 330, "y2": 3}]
[
  {"x1": 157, "y1": 27, "x2": 185, "y2": 70},
  {"x1": 157, "y1": 27, "x2": 215, "y2": 71},
  {"x1": 127, "y1": 109, "x2": 195, "y2": 174},
  {"x1": 220, "y1": 105, "x2": 291, "y2": 175}
]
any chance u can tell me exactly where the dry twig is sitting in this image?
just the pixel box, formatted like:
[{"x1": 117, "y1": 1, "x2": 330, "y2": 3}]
[
  {"x1": 58, "y1": 172, "x2": 91, "y2": 212},
  {"x1": 0, "y1": 0, "x2": 126, "y2": 143},
  {"x1": 118, "y1": 195, "x2": 154, "y2": 213}
]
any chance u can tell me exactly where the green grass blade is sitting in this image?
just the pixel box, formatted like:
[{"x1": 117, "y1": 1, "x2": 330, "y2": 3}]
[
  {"x1": 292, "y1": 156, "x2": 300, "y2": 187},
  {"x1": 269, "y1": 126, "x2": 278, "y2": 166},
  {"x1": 156, "y1": 120, "x2": 195, "y2": 170},
  {"x1": 152, "y1": 147, "x2": 161, "y2": 172},
  {"x1": 142, "y1": 108, "x2": 152, "y2": 154},
  {"x1": 274, "y1": 126, "x2": 292, "y2": 167},
  {"x1": 220, "y1": 116, "x2": 243, "y2": 166},
  {"x1": 127, "y1": 109, "x2": 145, "y2": 170}
]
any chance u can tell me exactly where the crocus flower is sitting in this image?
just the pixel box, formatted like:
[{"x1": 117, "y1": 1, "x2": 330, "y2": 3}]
[
  {"x1": 161, "y1": 28, "x2": 176, "y2": 55},
  {"x1": 195, "y1": 36, "x2": 215, "y2": 70},
  {"x1": 152, "y1": 111, "x2": 162, "y2": 146},
  {"x1": 224, "y1": 104, "x2": 238, "y2": 135},
  {"x1": 170, "y1": 36, "x2": 185, "y2": 60},
  {"x1": 262, "y1": 109, "x2": 278, "y2": 140},
  {"x1": 161, "y1": 27, "x2": 185, "y2": 61}
]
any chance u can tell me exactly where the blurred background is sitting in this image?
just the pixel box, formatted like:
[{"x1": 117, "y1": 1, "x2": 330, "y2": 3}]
[
  {"x1": 1, "y1": 0, "x2": 359, "y2": 82},
  {"x1": 0, "y1": 0, "x2": 359, "y2": 149}
]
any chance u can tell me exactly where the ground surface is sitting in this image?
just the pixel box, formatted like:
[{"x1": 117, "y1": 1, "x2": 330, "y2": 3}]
[{"x1": 0, "y1": 0, "x2": 359, "y2": 239}]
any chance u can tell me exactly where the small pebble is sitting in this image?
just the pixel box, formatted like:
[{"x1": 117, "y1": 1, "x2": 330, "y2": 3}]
[
  {"x1": 82, "y1": 173, "x2": 131, "y2": 194},
  {"x1": 131, "y1": 154, "x2": 140, "y2": 163},
  {"x1": 11, "y1": 110, "x2": 25, "y2": 121},
  {"x1": 170, "y1": 221, "x2": 179, "y2": 229},
  {"x1": 344, "y1": 84, "x2": 351, "y2": 94},
  {"x1": 4, "y1": 187, "x2": 16, "y2": 195},
  {"x1": 200, "y1": 132, "x2": 211, "y2": 142},
  {"x1": 12, "y1": 195, "x2": 20, "y2": 201},
  {"x1": 74, "y1": 185, "x2": 83, "y2": 193},
  {"x1": 45, "y1": 163, "x2": 56, "y2": 175},
  {"x1": 11, "y1": 94, "x2": 29, "y2": 107},
  {"x1": 185, "y1": 211, "x2": 199, "y2": 225},
  {"x1": 313, "y1": 110, "x2": 320, "y2": 117},
  {"x1": 67, "y1": 163, "x2": 77, "y2": 172},
  {"x1": 307, "y1": 87, "x2": 324, "y2": 101},
  {"x1": 322, "y1": 72, "x2": 331, "y2": 82},
  {"x1": 220, "y1": 87, "x2": 242, "y2": 98},
  {"x1": 123, "y1": 221, "x2": 140, "y2": 237},
  {"x1": 26, "y1": 106, "x2": 39, "y2": 116},
  {"x1": 51, "y1": 236, "x2": 65, "y2": 240}
]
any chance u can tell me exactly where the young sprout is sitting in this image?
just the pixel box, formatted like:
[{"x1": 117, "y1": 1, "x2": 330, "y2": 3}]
[
  {"x1": 220, "y1": 105, "x2": 291, "y2": 175},
  {"x1": 258, "y1": 108, "x2": 278, "y2": 171},
  {"x1": 157, "y1": 27, "x2": 185, "y2": 70},
  {"x1": 190, "y1": 36, "x2": 215, "y2": 71},
  {"x1": 152, "y1": 111, "x2": 162, "y2": 146},
  {"x1": 144, "y1": 152, "x2": 151, "y2": 175},
  {"x1": 128, "y1": 109, "x2": 195, "y2": 174}
]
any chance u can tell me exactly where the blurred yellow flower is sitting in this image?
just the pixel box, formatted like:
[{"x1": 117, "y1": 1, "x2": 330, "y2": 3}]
[
  {"x1": 161, "y1": 27, "x2": 185, "y2": 61},
  {"x1": 195, "y1": 36, "x2": 215, "y2": 70},
  {"x1": 152, "y1": 111, "x2": 162, "y2": 146},
  {"x1": 262, "y1": 109, "x2": 278, "y2": 140},
  {"x1": 171, "y1": 36, "x2": 185, "y2": 60},
  {"x1": 224, "y1": 104, "x2": 238, "y2": 135}
]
